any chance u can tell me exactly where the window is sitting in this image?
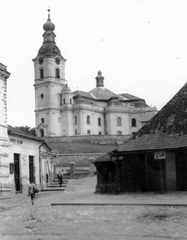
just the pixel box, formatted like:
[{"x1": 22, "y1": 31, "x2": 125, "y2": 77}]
[
  {"x1": 41, "y1": 118, "x2": 44, "y2": 123},
  {"x1": 98, "y1": 117, "x2": 101, "y2": 126},
  {"x1": 41, "y1": 93, "x2": 44, "y2": 99},
  {"x1": 99, "y1": 132, "x2": 102, "y2": 135},
  {"x1": 75, "y1": 130, "x2": 77, "y2": 135},
  {"x1": 63, "y1": 99, "x2": 65, "y2": 104},
  {"x1": 117, "y1": 117, "x2": 121, "y2": 126},
  {"x1": 87, "y1": 130, "x2": 91, "y2": 135},
  {"x1": 87, "y1": 115, "x2": 90, "y2": 125},
  {"x1": 55, "y1": 57, "x2": 60, "y2": 65},
  {"x1": 40, "y1": 129, "x2": 44, "y2": 137},
  {"x1": 132, "y1": 118, "x2": 136, "y2": 127},
  {"x1": 40, "y1": 68, "x2": 44, "y2": 78},
  {"x1": 39, "y1": 57, "x2": 43, "y2": 65},
  {"x1": 75, "y1": 116, "x2": 77, "y2": 125},
  {"x1": 55, "y1": 68, "x2": 60, "y2": 78},
  {"x1": 117, "y1": 131, "x2": 122, "y2": 135},
  {"x1": 70, "y1": 99, "x2": 72, "y2": 104}
]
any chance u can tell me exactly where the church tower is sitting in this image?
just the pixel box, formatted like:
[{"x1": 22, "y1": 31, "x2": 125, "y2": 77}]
[{"x1": 33, "y1": 9, "x2": 67, "y2": 137}]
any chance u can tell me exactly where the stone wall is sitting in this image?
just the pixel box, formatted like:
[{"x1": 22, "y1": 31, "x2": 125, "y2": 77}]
[{"x1": 45, "y1": 134, "x2": 131, "y2": 145}]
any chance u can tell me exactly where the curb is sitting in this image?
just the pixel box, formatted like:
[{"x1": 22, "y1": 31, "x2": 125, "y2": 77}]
[{"x1": 51, "y1": 202, "x2": 187, "y2": 206}]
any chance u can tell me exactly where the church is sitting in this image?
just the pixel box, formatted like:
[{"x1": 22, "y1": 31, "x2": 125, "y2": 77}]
[{"x1": 33, "y1": 10, "x2": 157, "y2": 138}]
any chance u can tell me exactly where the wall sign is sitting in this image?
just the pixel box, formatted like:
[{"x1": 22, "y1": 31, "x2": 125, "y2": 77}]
[
  {"x1": 10, "y1": 138, "x2": 23, "y2": 145},
  {"x1": 154, "y1": 152, "x2": 166, "y2": 160}
]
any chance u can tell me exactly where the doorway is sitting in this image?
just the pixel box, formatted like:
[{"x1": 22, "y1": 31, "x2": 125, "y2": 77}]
[
  {"x1": 146, "y1": 153, "x2": 166, "y2": 192},
  {"x1": 14, "y1": 153, "x2": 21, "y2": 192},
  {"x1": 29, "y1": 156, "x2": 35, "y2": 183}
]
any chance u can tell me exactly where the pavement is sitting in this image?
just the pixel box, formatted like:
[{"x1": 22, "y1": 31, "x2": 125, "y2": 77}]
[
  {"x1": 1, "y1": 176, "x2": 187, "y2": 240},
  {"x1": 2, "y1": 176, "x2": 187, "y2": 207}
]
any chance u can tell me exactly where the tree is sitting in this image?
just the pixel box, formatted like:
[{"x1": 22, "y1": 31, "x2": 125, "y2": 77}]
[{"x1": 16, "y1": 125, "x2": 36, "y2": 136}]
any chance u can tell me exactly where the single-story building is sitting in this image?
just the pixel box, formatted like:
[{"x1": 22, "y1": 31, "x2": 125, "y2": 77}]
[
  {"x1": 8, "y1": 126, "x2": 51, "y2": 194},
  {"x1": 94, "y1": 82, "x2": 187, "y2": 193}
]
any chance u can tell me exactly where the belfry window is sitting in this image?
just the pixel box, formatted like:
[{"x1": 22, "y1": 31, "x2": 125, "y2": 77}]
[
  {"x1": 75, "y1": 116, "x2": 77, "y2": 125},
  {"x1": 55, "y1": 68, "x2": 60, "y2": 78},
  {"x1": 98, "y1": 118, "x2": 101, "y2": 126},
  {"x1": 87, "y1": 115, "x2": 90, "y2": 125},
  {"x1": 40, "y1": 68, "x2": 44, "y2": 78},
  {"x1": 132, "y1": 118, "x2": 136, "y2": 127},
  {"x1": 117, "y1": 117, "x2": 121, "y2": 126}
]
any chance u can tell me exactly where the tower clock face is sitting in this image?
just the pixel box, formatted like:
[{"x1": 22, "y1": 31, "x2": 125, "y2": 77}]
[
  {"x1": 55, "y1": 57, "x2": 60, "y2": 65},
  {"x1": 39, "y1": 57, "x2": 43, "y2": 65}
]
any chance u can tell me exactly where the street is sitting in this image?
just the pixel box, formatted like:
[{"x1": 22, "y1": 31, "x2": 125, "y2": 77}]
[{"x1": 0, "y1": 177, "x2": 187, "y2": 240}]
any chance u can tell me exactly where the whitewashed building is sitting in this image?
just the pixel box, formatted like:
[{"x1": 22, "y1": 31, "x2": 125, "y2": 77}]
[
  {"x1": 8, "y1": 126, "x2": 52, "y2": 194},
  {"x1": 0, "y1": 63, "x2": 10, "y2": 195},
  {"x1": 33, "y1": 10, "x2": 157, "y2": 138}
]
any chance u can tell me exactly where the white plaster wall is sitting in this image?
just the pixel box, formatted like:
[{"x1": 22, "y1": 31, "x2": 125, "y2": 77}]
[{"x1": 8, "y1": 136, "x2": 45, "y2": 193}]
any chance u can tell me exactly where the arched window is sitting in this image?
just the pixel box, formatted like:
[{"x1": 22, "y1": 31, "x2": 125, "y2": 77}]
[
  {"x1": 117, "y1": 117, "x2": 121, "y2": 126},
  {"x1": 70, "y1": 99, "x2": 72, "y2": 104},
  {"x1": 75, "y1": 116, "x2": 77, "y2": 125},
  {"x1": 55, "y1": 68, "x2": 60, "y2": 78},
  {"x1": 40, "y1": 68, "x2": 44, "y2": 78},
  {"x1": 40, "y1": 129, "x2": 44, "y2": 137},
  {"x1": 87, "y1": 115, "x2": 90, "y2": 125},
  {"x1": 132, "y1": 118, "x2": 136, "y2": 127},
  {"x1": 98, "y1": 117, "x2": 101, "y2": 126}
]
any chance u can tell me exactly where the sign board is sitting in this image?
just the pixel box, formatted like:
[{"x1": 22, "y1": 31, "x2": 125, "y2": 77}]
[
  {"x1": 154, "y1": 152, "x2": 166, "y2": 160},
  {"x1": 9, "y1": 163, "x2": 14, "y2": 174}
]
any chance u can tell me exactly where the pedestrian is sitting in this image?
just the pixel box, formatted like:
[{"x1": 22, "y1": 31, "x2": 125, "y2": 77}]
[
  {"x1": 28, "y1": 181, "x2": 37, "y2": 205},
  {"x1": 57, "y1": 170, "x2": 63, "y2": 187}
]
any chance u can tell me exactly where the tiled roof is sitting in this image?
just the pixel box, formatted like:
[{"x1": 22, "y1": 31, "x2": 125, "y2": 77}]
[{"x1": 119, "y1": 82, "x2": 187, "y2": 152}]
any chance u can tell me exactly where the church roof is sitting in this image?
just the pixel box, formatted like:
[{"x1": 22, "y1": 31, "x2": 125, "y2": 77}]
[
  {"x1": 119, "y1": 82, "x2": 187, "y2": 152},
  {"x1": 119, "y1": 93, "x2": 144, "y2": 100},
  {"x1": 73, "y1": 90, "x2": 93, "y2": 99},
  {"x1": 89, "y1": 87, "x2": 122, "y2": 100}
]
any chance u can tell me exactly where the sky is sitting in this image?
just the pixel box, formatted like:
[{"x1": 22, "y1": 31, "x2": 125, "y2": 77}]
[{"x1": 1, "y1": 0, "x2": 187, "y2": 128}]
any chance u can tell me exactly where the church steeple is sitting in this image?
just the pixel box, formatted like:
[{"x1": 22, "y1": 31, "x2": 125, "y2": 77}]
[
  {"x1": 33, "y1": 9, "x2": 66, "y2": 61},
  {"x1": 43, "y1": 9, "x2": 56, "y2": 43}
]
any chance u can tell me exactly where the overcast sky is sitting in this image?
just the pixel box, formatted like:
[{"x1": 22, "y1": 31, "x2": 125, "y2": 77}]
[{"x1": 1, "y1": 0, "x2": 187, "y2": 128}]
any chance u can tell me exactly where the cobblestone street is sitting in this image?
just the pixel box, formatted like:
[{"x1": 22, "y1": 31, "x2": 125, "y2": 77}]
[{"x1": 1, "y1": 177, "x2": 187, "y2": 240}]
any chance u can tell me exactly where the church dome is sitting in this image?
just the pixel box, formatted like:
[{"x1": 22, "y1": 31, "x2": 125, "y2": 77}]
[
  {"x1": 62, "y1": 84, "x2": 71, "y2": 94},
  {"x1": 43, "y1": 9, "x2": 55, "y2": 32},
  {"x1": 43, "y1": 19, "x2": 55, "y2": 32}
]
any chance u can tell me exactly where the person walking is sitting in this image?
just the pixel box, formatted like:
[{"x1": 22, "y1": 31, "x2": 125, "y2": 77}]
[
  {"x1": 28, "y1": 182, "x2": 37, "y2": 205},
  {"x1": 57, "y1": 170, "x2": 63, "y2": 187}
]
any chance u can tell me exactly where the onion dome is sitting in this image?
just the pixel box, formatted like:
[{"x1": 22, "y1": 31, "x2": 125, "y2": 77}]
[
  {"x1": 62, "y1": 84, "x2": 71, "y2": 94},
  {"x1": 43, "y1": 9, "x2": 55, "y2": 32}
]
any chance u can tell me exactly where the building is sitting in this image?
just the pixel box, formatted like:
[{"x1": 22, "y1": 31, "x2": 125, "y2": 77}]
[
  {"x1": 94, "y1": 82, "x2": 187, "y2": 193},
  {"x1": 0, "y1": 63, "x2": 10, "y2": 194},
  {"x1": 8, "y1": 126, "x2": 52, "y2": 194},
  {"x1": 33, "y1": 10, "x2": 157, "y2": 138}
]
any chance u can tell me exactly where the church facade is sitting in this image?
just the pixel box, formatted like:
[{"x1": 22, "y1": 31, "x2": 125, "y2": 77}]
[{"x1": 33, "y1": 10, "x2": 157, "y2": 138}]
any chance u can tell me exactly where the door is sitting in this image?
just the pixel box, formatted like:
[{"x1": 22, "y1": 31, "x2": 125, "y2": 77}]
[
  {"x1": 29, "y1": 156, "x2": 35, "y2": 183},
  {"x1": 146, "y1": 153, "x2": 166, "y2": 192},
  {"x1": 14, "y1": 153, "x2": 21, "y2": 191}
]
